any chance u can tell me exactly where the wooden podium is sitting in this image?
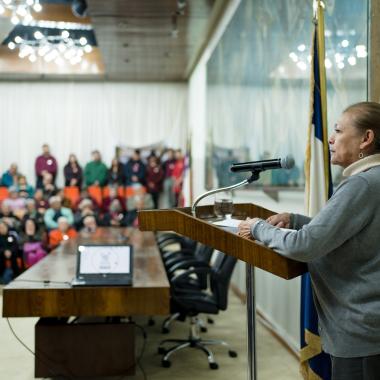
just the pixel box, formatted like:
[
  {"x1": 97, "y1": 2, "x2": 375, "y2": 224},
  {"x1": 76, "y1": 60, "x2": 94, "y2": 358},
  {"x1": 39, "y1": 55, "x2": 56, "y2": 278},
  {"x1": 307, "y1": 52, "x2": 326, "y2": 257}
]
[{"x1": 138, "y1": 203, "x2": 306, "y2": 380}]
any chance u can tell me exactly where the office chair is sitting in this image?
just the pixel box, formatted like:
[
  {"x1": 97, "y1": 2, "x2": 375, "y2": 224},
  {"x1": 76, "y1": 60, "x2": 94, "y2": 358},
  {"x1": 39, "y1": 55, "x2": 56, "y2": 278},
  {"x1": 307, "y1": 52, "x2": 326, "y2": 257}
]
[
  {"x1": 158, "y1": 252, "x2": 238, "y2": 369},
  {"x1": 161, "y1": 243, "x2": 215, "y2": 334}
]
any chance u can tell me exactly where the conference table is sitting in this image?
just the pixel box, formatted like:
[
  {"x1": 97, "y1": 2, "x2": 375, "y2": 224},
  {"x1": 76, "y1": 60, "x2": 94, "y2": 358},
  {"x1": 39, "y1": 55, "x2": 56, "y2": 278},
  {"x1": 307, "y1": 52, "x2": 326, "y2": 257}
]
[{"x1": 2, "y1": 227, "x2": 170, "y2": 377}]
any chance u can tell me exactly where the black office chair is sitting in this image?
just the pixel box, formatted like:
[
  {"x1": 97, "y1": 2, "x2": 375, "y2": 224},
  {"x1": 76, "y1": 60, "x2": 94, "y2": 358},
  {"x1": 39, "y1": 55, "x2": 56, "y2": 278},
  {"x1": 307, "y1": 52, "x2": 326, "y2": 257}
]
[
  {"x1": 158, "y1": 252, "x2": 238, "y2": 369},
  {"x1": 161, "y1": 244, "x2": 215, "y2": 334},
  {"x1": 156, "y1": 233, "x2": 197, "y2": 258}
]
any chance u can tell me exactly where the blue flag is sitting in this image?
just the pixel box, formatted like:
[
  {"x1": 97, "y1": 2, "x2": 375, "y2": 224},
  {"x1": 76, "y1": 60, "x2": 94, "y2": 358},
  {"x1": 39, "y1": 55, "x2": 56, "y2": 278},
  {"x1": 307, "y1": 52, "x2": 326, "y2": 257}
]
[{"x1": 301, "y1": 1, "x2": 333, "y2": 379}]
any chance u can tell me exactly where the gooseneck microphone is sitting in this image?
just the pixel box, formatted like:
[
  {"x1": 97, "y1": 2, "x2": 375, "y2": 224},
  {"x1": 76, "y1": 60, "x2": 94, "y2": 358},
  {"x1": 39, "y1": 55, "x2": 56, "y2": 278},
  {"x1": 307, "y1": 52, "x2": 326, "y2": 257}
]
[{"x1": 230, "y1": 155, "x2": 295, "y2": 173}]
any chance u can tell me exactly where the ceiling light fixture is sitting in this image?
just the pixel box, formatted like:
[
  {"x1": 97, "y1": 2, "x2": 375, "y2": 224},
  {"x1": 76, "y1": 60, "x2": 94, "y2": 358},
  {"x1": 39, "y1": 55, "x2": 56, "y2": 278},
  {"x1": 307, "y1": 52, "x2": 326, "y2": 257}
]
[{"x1": 0, "y1": 0, "x2": 42, "y2": 25}]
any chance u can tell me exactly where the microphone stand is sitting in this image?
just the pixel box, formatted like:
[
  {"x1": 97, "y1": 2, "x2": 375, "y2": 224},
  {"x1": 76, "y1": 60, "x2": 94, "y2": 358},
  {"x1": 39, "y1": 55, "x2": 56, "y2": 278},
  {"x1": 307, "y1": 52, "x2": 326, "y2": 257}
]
[
  {"x1": 191, "y1": 169, "x2": 262, "y2": 380},
  {"x1": 191, "y1": 170, "x2": 261, "y2": 216}
]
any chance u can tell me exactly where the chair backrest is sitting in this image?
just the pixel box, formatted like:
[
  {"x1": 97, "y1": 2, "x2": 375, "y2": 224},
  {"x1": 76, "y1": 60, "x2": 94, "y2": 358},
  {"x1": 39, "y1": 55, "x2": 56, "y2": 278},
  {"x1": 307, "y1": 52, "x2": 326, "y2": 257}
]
[
  {"x1": 210, "y1": 252, "x2": 237, "y2": 311},
  {"x1": 87, "y1": 185, "x2": 103, "y2": 207},
  {"x1": 194, "y1": 244, "x2": 214, "y2": 263},
  {"x1": 0, "y1": 187, "x2": 9, "y2": 202},
  {"x1": 63, "y1": 186, "x2": 80, "y2": 208}
]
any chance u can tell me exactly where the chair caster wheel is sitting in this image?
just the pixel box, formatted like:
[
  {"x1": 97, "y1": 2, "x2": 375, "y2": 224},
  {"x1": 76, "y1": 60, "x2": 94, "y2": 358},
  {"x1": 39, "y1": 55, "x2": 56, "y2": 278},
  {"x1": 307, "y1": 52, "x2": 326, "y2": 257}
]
[
  {"x1": 229, "y1": 350, "x2": 238, "y2": 358},
  {"x1": 209, "y1": 362, "x2": 219, "y2": 370},
  {"x1": 162, "y1": 327, "x2": 170, "y2": 334},
  {"x1": 148, "y1": 318, "x2": 155, "y2": 326},
  {"x1": 162, "y1": 359, "x2": 171, "y2": 368},
  {"x1": 158, "y1": 347, "x2": 166, "y2": 354},
  {"x1": 200, "y1": 327, "x2": 208, "y2": 333},
  {"x1": 207, "y1": 317, "x2": 214, "y2": 324}
]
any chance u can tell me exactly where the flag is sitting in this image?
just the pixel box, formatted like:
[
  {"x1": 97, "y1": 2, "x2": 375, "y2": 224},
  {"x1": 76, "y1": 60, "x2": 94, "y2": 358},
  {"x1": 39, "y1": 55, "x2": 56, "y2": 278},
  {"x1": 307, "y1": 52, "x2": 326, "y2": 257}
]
[{"x1": 301, "y1": 1, "x2": 333, "y2": 379}]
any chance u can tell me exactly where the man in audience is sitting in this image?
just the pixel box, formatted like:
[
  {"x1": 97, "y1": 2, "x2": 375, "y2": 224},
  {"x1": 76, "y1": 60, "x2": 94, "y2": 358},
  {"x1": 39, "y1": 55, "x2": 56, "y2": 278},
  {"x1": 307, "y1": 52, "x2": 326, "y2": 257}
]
[
  {"x1": 84, "y1": 150, "x2": 108, "y2": 187},
  {"x1": 35, "y1": 144, "x2": 58, "y2": 189},
  {"x1": 48, "y1": 216, "x2": 77, "y2": 249},
  {"x1": 1, "y1": 163, "x2": 19, "y2": 188},
  {"x1": 146, "y1": 155, "x2": 164, "y2": 209},
  {"x1": 44, "y1": 196, "x2": 74, "y2": 230},
  {"x1": 124, "y1": 149, "x2": 146, "y2": 186}
]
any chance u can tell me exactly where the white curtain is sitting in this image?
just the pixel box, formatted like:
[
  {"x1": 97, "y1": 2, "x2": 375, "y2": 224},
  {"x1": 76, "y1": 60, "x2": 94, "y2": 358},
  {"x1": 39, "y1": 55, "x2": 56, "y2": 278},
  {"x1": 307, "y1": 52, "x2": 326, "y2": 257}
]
[{"x1": 0, "y1": 82, "x2": 188, "y2": 186}]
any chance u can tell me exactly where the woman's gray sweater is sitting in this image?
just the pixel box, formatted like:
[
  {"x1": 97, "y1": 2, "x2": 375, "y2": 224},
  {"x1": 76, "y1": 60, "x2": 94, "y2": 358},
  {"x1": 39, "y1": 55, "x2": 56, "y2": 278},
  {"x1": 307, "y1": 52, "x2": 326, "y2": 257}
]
[{"x1": 251, "y1": 165, "x2": 380, "y2": 357}]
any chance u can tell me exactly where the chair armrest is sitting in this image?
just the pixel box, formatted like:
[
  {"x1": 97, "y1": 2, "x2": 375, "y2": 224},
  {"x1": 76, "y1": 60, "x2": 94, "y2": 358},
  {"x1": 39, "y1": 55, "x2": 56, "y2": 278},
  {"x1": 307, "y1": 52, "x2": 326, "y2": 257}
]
[
  {"x1": 167, "y1": 259, "x2": 209, "y2": 276},
  {"x1": 171, "y1": 267, "x2": 212, "y2": 285},
  {"x1": 162, "y1": 248, "x2": 194, "y2": 261}
]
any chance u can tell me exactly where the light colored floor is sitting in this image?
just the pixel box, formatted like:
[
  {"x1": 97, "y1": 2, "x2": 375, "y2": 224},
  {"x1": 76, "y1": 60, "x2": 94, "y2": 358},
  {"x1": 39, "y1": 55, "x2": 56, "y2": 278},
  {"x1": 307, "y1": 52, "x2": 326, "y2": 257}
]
[{"x1": 0, "y1": 288, "x2": 302, "y2": 380}]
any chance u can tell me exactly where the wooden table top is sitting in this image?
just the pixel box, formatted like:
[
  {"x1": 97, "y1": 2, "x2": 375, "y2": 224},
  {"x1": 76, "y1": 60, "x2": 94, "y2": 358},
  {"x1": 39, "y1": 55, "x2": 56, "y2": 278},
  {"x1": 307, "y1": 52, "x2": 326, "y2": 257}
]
[{"x1": 2, "y1": 228, "x2": 170, "y2": 317}]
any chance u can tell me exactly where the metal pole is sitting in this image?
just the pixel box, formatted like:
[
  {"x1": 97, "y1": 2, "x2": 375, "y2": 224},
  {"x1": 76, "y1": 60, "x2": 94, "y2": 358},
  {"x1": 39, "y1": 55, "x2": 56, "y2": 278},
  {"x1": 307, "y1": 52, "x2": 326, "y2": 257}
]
[{"x1": 246, "y1": 263, "x2": 257, "y2": 380}]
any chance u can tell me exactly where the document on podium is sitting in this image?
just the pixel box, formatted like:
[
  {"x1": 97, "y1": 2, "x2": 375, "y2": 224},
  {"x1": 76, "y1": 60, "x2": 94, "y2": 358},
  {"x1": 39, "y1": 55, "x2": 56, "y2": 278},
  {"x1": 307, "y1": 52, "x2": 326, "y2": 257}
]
[{"x1": 212, "y1": 218, "x2": 242, "y2": 233}]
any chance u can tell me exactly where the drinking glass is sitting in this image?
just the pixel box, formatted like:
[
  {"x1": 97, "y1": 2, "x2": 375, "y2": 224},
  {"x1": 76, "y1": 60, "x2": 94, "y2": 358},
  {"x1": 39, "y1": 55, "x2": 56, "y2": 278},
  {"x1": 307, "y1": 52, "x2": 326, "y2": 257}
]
[{"x1": 214, "y1": 192, "x2": 234, "y2": 219}]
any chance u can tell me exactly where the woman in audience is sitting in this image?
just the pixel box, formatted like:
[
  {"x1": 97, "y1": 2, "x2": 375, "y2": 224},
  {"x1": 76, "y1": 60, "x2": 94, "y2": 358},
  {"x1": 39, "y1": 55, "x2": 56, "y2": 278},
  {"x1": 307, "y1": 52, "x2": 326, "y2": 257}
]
[
  {"x1": 0, "y1": 203, "x2": 19, "y2": 230},
  {"x1": 34, "y1": 189, "x2": 48, "y2": 213},
  {"x1": 0, "y1": 220, "x2": 21, "y2": 284},
  {"x1": 107, "y1": 158, "x2": 125, "y2": 186},
  {"x1": 22, "y1": 198, "x2": 45, "y2": 228},
  {"x1": 102, "y1": 186, "x2": 125, "y2": 213},
  {"x1": 74, "y1": 199, "x2": 97, "y2": 230},
  {"x1": 16, "y1": 175, "x2": 34, "y2": 198},
  {"x1": 99, "y1": 199, "x2": 125, "y2": 227},
  {"x1": 19, "y1": 218, "x2": 47, "y2": 268},
  {"x1": 48, "y1": 216, "x2": 77, "y2": 249},
  {"x1": 146, "y1": 155, "x2": 164, "y2": 209},
  {"x1": 63, "y1": 154, "x2": 83, "y2": 188}
]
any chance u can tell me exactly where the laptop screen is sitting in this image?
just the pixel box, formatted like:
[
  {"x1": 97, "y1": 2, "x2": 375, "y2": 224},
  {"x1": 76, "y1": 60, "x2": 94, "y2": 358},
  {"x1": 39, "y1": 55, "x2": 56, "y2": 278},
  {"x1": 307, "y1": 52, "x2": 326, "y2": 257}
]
[{"x1": 78, "y1": 245, "x2": 132, "y2": 275}]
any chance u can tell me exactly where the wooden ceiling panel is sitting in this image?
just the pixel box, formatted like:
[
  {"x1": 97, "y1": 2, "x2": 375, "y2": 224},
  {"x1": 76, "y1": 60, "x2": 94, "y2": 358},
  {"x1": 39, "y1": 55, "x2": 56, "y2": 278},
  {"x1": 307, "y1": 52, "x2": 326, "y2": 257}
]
[{"x1": 87, "y1": 0, "x2": 218, "y2": 81}]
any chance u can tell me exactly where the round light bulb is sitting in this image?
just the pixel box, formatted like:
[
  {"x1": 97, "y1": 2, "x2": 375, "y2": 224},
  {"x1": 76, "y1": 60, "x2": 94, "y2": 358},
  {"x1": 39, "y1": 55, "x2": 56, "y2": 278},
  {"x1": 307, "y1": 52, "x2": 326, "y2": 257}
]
[
  {"x1": 8, "y1": 42, "x2": 16, "y2": 50},
  {"x1": 61, "y1": 30, "x2": 70, "y2": 39},
  {"x1": 84, "y1": 45, "x2": 92, "y2": 53},
  {"x1": 348, "y1": 56, "x2": 357, "y2": 66},
  {"x1": 33, "y1": 3, "x2": 42, "y2": 12},
  {"x1": 79, "y1": 37, "x2": 87, "y2": 46},
  {"x1": 341, "y1": 39, "x2": 349, "y2": 48},
  {"x1": 34, "y1": 31, "x2": 43, "y2": 40},
  {"x1": 11, "y1": 15, "x2": 20, "y2": 25},
  {"x1": 14, "y1": 36, "x2": 22, "y2": 44},
  {"x1": 29, "y1": 54, "x2": 37, "y2": 62}
]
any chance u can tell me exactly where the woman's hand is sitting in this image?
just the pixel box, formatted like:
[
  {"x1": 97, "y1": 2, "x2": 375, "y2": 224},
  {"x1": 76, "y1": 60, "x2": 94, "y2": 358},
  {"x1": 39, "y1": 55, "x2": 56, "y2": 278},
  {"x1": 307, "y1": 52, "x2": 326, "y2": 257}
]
[
  {"x1": 266, "y1": 213, "x2": 291, "y2": 228},
  {"x1": 238, "y1": 218, "x2": 261, "y2": 239}
]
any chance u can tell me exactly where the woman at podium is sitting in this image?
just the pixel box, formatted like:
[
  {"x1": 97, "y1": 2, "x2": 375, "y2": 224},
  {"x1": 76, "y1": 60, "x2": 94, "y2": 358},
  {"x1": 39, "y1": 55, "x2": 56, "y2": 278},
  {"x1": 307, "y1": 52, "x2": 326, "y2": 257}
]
[{"x1": 238, "y1": 101, "x2": 380, "y2": 380}]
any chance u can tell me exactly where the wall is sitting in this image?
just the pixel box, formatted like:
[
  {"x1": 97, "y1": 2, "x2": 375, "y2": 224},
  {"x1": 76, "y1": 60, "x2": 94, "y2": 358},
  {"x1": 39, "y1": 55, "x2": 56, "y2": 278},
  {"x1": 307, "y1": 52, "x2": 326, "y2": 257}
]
[{"x1": 0, "y1": 81, "x2": 188, "y2": 186}]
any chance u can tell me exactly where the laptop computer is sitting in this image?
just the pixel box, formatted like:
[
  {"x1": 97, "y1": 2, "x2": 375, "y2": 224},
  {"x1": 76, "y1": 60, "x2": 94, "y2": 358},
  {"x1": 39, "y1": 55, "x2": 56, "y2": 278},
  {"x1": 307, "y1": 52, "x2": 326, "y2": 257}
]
[{"x1": 71, "y1": 244, "x2": 133, "y2": 287}]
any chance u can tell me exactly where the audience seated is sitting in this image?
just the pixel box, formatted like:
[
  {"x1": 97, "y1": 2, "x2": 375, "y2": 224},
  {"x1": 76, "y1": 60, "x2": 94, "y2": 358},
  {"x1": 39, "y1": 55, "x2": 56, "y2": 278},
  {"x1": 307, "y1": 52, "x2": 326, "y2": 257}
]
[
  {"x1": 64, "y1": 154, "x2": 83, "y2": 187},
  {"x1": 125, "y1": 184, "x2": 154, "y2": 226},
  {"x1": 48, "y1": 216, "x2": 77, "y2": 249},
  {"x1": 22, "y1": 198, "x2": 45, "y2": 228},
  {"x1": 0, "y1": 220, "x2": 22, "y2": 284},
  {"x1": 124, "y1": 149, "x2": 146, "y2": 186},
  {"x1": 2, "y1": 187, "x2": 26, "y2": 213},
  {"x1": 84, "y1": 150, "x2": 108, "y2": 187},
  {"x1": 44, "y1": 196, "x2": 74, "y2": 230},
  {"x1": 162, "y1": 149, "x2": 177, "y2": 208},
  {"x1": 1, "y1": 163, "x2": 19, "y2": 188},
  {"x1": 74, "y1": 199, "x2": 97, "y2": 230},
  {"x1": 102, "y1": 186, "x2": 125, "y2": 213},
  {"x1": 0, "y1": 203, "x2": 19, "y2": 230},
  {"x1": 35, "y1": 144, "x2": 58, "y2": 189},
  {"x1": 34, "y1": 189, "x2": 49, "y2": 212},
  {"x1": 99, "y1": 199, "x2": 125, "y2": 227}
]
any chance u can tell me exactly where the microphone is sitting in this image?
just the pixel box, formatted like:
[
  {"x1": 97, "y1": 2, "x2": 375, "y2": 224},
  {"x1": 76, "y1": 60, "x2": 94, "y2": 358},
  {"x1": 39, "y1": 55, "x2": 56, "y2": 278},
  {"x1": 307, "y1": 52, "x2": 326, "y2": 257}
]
[{"x1": 230, "y1": 155, "x2": 295, "y2": 173}]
